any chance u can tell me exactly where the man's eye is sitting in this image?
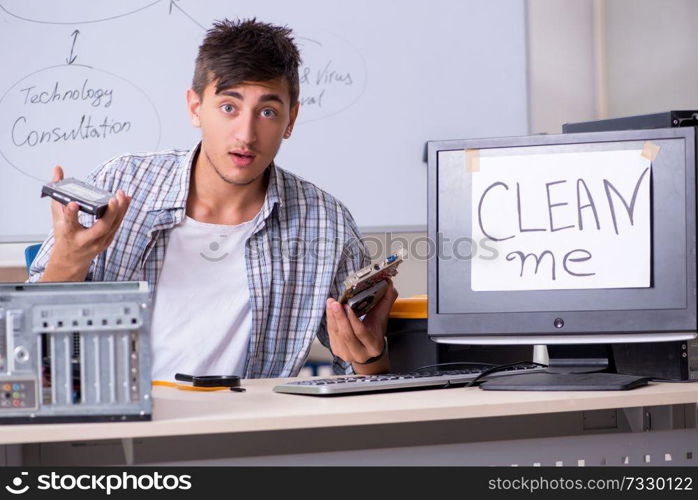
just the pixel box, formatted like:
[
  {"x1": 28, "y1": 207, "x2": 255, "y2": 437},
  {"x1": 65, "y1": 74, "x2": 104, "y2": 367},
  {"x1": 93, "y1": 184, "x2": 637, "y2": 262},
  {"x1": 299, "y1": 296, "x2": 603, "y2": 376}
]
[
  {"x1": 260, "y1": 108, "x2": 277, "y2": 118},
  {"x1": 221, "y1": 104, "x2": 234, "y2": 113}
]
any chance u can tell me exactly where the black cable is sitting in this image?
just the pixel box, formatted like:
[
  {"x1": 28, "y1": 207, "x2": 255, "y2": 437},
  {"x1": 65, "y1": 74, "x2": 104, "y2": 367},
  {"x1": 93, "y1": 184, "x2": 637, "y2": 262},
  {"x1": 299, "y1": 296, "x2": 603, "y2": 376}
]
[
  {"x1": 412, "y1": 361, "x2": 497, "y2": 373},
  {"x1": 464, "y1": 360, "x2": 548, "y2": 387}
]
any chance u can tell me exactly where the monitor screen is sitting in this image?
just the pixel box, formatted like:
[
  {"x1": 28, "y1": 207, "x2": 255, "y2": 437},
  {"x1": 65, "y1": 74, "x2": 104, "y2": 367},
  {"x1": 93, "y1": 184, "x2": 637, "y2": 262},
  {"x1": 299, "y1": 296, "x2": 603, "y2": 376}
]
[{"x1": 427, "y1": 127, "x2": 697, "y2": 344}]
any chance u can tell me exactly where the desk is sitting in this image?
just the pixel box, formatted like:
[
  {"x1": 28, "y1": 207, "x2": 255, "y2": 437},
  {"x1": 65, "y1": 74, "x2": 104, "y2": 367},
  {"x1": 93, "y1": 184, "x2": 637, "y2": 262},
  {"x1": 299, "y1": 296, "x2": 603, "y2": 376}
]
[{"x1": 1, "y1": 380, "x2": 697, "y2": 466}]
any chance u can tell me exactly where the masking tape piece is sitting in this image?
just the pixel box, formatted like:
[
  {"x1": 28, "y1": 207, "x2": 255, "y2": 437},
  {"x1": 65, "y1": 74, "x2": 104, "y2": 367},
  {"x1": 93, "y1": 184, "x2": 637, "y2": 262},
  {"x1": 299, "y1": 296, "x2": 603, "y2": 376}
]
[
  {"x1": 151, "y1": 380, "x2": 228, "y2": 391},
  {"x1": 641, "y1": 141, "x2": 660, "y2": 161},
  {"x1": 152, "y1": 380, "x2": 176, "y2": 387},
  {"x1": 465, "y1": 149, "x2": 480, "y2": 173},
  {"x1": 175, "y1": 384, "x2": 228, "y2": 392}
]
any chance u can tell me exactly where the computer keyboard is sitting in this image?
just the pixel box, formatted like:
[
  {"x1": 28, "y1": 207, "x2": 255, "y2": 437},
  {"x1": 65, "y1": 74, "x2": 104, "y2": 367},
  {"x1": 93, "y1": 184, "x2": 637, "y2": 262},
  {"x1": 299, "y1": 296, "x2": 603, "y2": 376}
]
[{"x1": 273, "y1": 362, "x2": 545, "y2": 396}]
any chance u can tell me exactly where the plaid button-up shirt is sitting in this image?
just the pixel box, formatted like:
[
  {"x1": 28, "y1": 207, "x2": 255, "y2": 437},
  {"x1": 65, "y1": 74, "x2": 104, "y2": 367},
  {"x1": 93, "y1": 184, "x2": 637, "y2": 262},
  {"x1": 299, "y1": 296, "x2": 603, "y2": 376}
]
[{"x1": 28, "y1": 144, "x2": 368, "y2": 377}]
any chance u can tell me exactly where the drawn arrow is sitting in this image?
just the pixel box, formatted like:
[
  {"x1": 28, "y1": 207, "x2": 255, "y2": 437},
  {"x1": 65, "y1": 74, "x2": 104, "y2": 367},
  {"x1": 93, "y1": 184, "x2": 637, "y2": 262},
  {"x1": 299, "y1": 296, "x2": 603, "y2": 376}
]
[
  {"x1": 66, "y1": 29, "x2": 79, "y2": 64},
  {"x1": 169, "y1": 0, "x2": 205, "y2": 30},
  {"x1": 166, "y1": 1, "x2": 322, "y2": 47}
]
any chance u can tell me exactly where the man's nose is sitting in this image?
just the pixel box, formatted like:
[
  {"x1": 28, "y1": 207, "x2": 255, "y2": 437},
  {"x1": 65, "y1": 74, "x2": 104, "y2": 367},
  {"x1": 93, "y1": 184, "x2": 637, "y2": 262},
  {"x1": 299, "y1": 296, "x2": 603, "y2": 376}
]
[{"x1": 235, "y1": 111, "x2": 257, "y2": 144}]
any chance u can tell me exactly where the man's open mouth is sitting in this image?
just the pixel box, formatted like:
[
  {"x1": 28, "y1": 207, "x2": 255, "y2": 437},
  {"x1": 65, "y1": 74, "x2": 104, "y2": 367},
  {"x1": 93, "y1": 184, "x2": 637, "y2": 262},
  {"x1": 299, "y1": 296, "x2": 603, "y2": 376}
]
[{"x1": 230, "y1": 150, "x2": 256, "y2": 166}]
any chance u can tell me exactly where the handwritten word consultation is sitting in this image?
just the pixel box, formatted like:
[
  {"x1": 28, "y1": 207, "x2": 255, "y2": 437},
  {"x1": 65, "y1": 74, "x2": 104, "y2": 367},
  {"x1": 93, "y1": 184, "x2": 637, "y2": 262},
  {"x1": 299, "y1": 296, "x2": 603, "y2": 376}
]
[{"x1": 12, "y1": 115, "x2": 131, "y2": 147}]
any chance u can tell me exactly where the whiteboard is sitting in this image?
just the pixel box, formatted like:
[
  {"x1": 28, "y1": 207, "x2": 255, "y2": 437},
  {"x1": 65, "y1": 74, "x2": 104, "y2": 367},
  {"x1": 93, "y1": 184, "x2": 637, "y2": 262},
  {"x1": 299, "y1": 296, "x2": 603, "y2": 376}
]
[{"x1": 0, "y1": 0, "x2": 528, "y2": 241}]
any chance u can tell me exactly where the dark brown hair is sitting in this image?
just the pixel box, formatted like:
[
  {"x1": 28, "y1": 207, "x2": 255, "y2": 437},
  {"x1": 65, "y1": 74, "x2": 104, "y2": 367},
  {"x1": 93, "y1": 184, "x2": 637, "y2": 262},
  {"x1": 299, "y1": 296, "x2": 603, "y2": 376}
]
[{"x1": 192, "y1": 18, "x2": 301, "y2": 106}]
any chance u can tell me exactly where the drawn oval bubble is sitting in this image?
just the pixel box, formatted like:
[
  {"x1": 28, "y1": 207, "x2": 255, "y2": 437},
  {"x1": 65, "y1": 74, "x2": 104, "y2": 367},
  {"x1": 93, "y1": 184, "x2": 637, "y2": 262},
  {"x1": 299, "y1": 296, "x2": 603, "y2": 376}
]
[
  {"x1": 0, "y1": 0, "x2": 161, "y2": 24},
  {"x1": 0, "y1": 64, "x2": 161, "y2": 182},
  {"x1": 296, "y1": 30, "x2": 367, "y2": 124}
]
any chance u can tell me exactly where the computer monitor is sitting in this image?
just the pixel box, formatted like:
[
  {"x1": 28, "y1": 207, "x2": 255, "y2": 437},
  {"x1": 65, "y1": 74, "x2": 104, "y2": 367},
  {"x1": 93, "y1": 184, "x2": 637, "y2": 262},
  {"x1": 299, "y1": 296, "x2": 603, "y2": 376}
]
[{"x1": 426, "y1": 127, "x2": 697, "y2": 389}]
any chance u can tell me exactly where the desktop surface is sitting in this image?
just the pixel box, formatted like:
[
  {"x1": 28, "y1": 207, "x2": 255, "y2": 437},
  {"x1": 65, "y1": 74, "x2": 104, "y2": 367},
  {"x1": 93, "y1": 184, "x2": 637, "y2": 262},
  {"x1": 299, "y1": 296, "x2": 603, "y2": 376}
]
[{"x1": 1, "y1": 378, "x2": 697, "y2": 447}]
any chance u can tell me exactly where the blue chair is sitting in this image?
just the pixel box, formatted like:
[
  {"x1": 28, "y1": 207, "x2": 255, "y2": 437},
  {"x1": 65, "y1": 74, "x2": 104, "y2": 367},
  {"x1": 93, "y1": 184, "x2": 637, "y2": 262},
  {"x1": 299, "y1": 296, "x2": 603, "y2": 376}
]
[
  {"x1": 302, "y1": 360, "x2": 332, "y2": 377},
  {"x1": 24, "y1": 243, "x2": 42, "y2": 274}
]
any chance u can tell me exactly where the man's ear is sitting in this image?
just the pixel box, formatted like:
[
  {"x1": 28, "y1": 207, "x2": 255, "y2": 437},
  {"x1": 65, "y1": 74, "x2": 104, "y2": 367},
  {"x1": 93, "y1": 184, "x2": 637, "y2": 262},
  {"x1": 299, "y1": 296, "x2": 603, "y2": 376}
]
[
  {"x1": 186, "y1": 88, "x2": 202, "y2": 128},
  {"x1": 284, "y1": 101, "x2": 300, "y2": 139}
]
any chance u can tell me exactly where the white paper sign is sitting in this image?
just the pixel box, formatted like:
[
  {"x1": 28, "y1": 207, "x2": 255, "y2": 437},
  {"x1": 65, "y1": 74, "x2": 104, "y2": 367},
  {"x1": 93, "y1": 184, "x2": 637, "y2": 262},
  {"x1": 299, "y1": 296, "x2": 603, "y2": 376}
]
[{"x1": 471, "y1": 149, "x2": 651, "y2": 291}]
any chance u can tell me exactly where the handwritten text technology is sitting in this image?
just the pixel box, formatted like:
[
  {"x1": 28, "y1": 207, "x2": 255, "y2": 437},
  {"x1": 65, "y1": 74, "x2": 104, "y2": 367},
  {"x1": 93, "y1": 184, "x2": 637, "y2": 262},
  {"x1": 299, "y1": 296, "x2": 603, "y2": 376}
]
[{"x1": 471, "y1": 149, "x2": 652, "y2": 291}]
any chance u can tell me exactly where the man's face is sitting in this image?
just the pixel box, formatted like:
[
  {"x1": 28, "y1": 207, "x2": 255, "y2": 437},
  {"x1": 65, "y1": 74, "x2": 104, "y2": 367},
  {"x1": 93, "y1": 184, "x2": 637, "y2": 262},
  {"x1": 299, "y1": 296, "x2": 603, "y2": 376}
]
[{"x1": 187, "y1": 77, "x2": 299, "y2": 186}]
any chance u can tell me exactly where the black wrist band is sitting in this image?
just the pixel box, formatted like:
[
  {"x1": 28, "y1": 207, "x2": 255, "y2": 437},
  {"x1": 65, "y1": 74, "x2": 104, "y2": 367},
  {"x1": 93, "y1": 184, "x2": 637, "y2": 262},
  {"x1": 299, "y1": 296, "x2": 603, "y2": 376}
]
[{"x1": 354, "y1": 338, "x2": 387, "y2": 365}]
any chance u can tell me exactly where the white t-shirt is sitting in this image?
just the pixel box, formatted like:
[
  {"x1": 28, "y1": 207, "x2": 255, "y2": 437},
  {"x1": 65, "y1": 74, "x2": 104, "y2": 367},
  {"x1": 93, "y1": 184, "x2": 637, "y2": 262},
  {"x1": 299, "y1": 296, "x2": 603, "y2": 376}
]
[{"x1": 150, "y1": 214, "x2": 258, "y2": 381}]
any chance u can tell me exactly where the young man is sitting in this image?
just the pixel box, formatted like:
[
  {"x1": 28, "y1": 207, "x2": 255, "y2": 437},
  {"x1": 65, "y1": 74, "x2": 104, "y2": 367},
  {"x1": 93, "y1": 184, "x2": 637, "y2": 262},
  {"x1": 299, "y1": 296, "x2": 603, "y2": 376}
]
[{"x1": 28, "y1": 19, "x2": 397, "y2": 380}]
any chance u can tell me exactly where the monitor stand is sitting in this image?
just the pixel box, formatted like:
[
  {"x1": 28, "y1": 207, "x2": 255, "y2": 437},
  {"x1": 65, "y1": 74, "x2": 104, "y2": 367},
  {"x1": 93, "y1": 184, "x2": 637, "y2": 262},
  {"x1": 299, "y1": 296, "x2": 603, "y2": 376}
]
[{"x1": 480, "y1": 344, "x2": 650, "y2": 391}]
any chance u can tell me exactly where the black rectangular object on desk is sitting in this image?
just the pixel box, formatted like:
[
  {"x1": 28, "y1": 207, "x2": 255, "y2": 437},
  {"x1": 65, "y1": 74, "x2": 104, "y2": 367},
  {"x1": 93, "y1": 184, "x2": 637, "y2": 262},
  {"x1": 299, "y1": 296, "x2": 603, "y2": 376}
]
[
  {"x1": 479, "y1": 372, "x2": 649, "y2": 391},
  {"x1": 612, "y1": 340, "x2": 698, "y2": 381},
  {"x1": 562, "y1": 110, "x2": 698, "y2": 133},
  {"x1": 387, "y1": 316, "x2": 533, "y2": 373}
]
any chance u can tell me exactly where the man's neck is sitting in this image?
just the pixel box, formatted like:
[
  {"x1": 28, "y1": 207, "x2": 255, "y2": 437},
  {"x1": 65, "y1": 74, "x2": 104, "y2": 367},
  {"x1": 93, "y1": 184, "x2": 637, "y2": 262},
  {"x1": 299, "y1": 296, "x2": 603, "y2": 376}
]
[{"x1": 186, "y1": 150, "x2": 269, "y2": 226}]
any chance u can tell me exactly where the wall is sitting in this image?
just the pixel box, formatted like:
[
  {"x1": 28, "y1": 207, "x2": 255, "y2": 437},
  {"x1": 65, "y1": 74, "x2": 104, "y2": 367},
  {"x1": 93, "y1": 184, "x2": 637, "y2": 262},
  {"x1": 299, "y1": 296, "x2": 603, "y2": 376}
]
[
  {"x1": 0, "y1": 242, "x2": 26, "y2": 282},
  {"x1": 526, "y1": 0, "x2": 597, "y2": 133},
  {"x1": 527, "y1": 0, "x2": 698, "y2": 131},
  {"x1": 606, "y1": 0, "x2": 698, "y2": 117}
]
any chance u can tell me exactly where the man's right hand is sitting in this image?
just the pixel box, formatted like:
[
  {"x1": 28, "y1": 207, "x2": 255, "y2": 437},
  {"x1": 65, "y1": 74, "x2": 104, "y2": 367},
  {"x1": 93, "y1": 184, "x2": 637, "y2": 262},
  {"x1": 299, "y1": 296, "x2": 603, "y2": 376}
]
[{"x1": 40, "y1": 165, "x2": 131, "y2": 282}]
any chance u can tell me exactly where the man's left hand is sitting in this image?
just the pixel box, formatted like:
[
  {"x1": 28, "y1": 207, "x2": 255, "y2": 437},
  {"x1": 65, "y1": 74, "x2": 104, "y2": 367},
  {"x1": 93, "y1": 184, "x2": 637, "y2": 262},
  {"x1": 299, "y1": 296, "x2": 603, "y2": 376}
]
[{"x1": 325, "y1": 279, "x2": 398, "y2": 375}]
